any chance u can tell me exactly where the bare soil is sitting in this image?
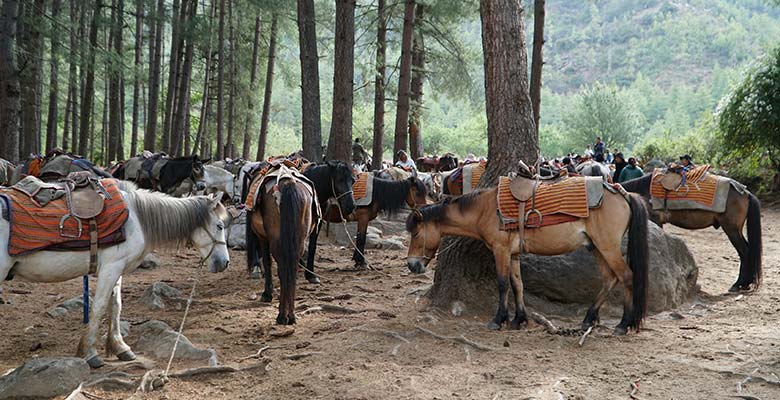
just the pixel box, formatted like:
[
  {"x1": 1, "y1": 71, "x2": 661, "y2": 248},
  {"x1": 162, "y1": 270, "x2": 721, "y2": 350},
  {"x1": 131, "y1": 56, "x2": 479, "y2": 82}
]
[{"x1": 1, "y1": 208, "x2": 779, "y2": 399}]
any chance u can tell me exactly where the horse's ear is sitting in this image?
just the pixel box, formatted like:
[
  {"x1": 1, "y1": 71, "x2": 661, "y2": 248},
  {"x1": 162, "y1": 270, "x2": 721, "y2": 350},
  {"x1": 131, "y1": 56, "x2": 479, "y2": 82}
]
[{"x1": 209, "y1": 191, "x2": 224, "y2": 207}]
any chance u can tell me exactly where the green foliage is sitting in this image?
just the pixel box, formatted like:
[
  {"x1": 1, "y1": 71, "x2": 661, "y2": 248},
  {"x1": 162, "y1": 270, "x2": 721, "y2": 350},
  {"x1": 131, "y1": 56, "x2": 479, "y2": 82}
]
[
  {"x1": 561, "y1": 82, "x2": 645, "y2": 151},
  {"x1": 634, "y1": 112, "x2": 722, "y2": 165}
]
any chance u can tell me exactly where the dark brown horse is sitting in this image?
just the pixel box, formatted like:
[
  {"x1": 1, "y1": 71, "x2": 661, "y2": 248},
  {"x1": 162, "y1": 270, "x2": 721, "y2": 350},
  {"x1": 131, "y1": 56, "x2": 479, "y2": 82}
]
[
  {"x1": 320, "y1": 176, "x2": 428, "y2": 268},
  {"x1": 246, "y1": 176, "x2": 316, "y2": 324},
  {"x1": 621, "y1": 173, "x2": 762, "y2": 292},
  {"x1": 405, "y1": 185, "x2": 649, "y2": 335}
]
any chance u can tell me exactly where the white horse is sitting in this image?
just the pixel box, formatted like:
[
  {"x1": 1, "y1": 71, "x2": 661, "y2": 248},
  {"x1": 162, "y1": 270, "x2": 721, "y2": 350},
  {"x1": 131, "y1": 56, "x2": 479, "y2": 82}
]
[
  {"x1": 0, "y1": 181, "x2": 230, "y2": 368},
  {"x1": 202, "y1": 164, "x2": 235, "y2": 202}
]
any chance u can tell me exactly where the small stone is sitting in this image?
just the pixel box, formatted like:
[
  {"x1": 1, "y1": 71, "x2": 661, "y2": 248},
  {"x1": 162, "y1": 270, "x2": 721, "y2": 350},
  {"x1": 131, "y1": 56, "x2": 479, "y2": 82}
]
[
  {"x1": 248, "y1": 293, "x2": 258, "y2": 301},
  {"x1": 451, "y1": 301, "x2": 465, "y2": 317},
  {"x1": 138, "y1": 253, "x2": 162, "y2": 270},
  {"x1": 503, "y1": 340, "x2": 510, "y2": 348},
  {"x1": 29, "y1": 342, "x2": 42, "y2": 352},
  {"x1": 46, "y1": 306, "x2": 69, "y2": 319}
]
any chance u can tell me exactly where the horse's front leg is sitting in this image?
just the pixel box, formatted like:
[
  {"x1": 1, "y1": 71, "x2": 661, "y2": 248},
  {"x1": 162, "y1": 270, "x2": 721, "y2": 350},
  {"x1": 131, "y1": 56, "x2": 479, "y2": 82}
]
[
  {"x1": 487, "y1": 249, "x2": 511, "y2": 330},
  {"x1": 352, "y1": 214, "x2": 369, "y2": 268},
  {"x1": 508, "y1": 253, "x2": 528, "y2": 329},
  {"x1": 304, "y1": 221, "x2": 321, "y2": 284},
  {"x1": 105, "y1": 276, "x2": 135, "y2": 361},
  {"x1": 77, "y1": 263, "x2": 123, "y2": 368}
]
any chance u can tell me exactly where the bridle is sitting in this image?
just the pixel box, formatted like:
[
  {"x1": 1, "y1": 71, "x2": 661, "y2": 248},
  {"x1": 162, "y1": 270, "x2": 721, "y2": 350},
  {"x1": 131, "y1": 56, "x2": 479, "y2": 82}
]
[
  {"x1": 199, "y1": 221, "x2": 227, "y2": 264},
  {"x1": 331, "y1": 178, "x2": 354, "y2": 203}
]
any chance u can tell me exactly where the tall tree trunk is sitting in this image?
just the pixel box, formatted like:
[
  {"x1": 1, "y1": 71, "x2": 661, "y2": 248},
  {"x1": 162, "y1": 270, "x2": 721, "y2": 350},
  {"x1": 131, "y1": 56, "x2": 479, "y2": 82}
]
[
  {"x1": 297, "y1": 0, "x2": 322, "y2": 162},
  {"x1": 215, "y1": 0, "x2": 225, "y2": 159},
  {"x1": 193, "y1": 0, "x2": 216, "y2": 157},
  {"x1": 63, "y1": 0, "x2": 79, "y2": 152},
  {"x1": 78, "y1": 0, "x2": 101, "y2": 157},
  {"x1": 161, "y1": 0, "x2": 182, "y2": 153},
  {"x1": 430, "y1": 0, "x2": 539, "y2": 313},
  {"x1": 326, "y1": 0, "x2": 355, "y2": 163},
  {"x1": 529, "y1": 0, "x2": 545, "y2": 134},
  {"x1": 108, "y1": 0, "x2": 124, "y2": 162},
  {"x1": 19, "y1": 0, "x2": 45, "y2": 156},
  {"x1": 130, "y1": 0, "x2": 143, "y2": 156},
  {"x1": 45, "y1": 0, "x2": 61, "y2": 152},
  {"x1": 371, "y1": 0, "x2": 386, "y2": 170},
  {"x1": 255, "y1": 14, "x2": 277, "y2": 161},
  {"x1": 242, "y1": 15, "x2": 261, "y2": 160},
  {"x1": 408, "y1": 3, "x2": 425, "y2": 160},
  {"x1": 392, "y1": 0, "x2": 415, "y2": 162},
  {"x1": 171, "y1": 0, "x2": 195, "y2": 157},
  {"x1": 0, "y1": 0, "x2": 20, "y2": 163},
  {"x1": 145, "y1": 0, "x2": 164, "y2": 152},
  {"x1": 225, "y1": 0, "x2": 235, "y2": 158},
  {"x1": 62, "y1": 82, "x2": 71, "y2": 150}
]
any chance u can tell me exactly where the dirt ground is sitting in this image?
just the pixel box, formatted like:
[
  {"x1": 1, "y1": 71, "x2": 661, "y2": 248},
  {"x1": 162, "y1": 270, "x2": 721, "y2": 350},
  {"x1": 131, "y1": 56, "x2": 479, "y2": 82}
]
[{"x1": 1, "y1": 206, "x2": 779, "y2": 400}]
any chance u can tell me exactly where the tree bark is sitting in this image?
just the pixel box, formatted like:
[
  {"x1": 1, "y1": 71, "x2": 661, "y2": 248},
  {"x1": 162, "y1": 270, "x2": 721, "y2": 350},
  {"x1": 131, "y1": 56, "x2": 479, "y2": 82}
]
[
  {"x1": 63, "y1": 0, "x2": 79, "y2": 152},
  {"x1": 62, "y1": 79, "x2": 71, "y2": 150},
  {"x1": 371, "y1": 0, "x2": 386, "y2": 170},
  {"x1": 107, "y1": 0, "x2": 123, "y2": 162},
  {"x1": 0, "y1": 0, "x2": 20, "y2": 163},
  {"x1": 19, "y1": 0, "x2": 45, "y2": 156},
  {"x1": 161, "y1": 0, "x2": 182, "y2": 153},
  {"x1": 393, "y1": 0, "x2": 415, "y2": 162},
  {"x1": 326, "y1": 0, "x2": 355, "y2": 163},
  {"x1": 45, "y1": 0, "x2": 61, "y2": 153},
  {"x1": 145, "y1": 0, "x2": 164, "y2": 152},
  {"x1": 430, "y1": 0, "x2": 539, "y2": 314},
  {"x1": 408, "y1": 3, "x2": 425, "y2": 160},
  {"x1": 297, "y1": 0, "x2": 322, "y2": 162},
  {"x1": 170, "y1": 0, "x2": 195, "y2": 157},
  {"x1": 242, "y1": 15, "x2": 261, "y2": 160},
  {"x1": 216, "y1": 0, "x2": 225, "y2": 159},
  {"x1": 130, "y1": 0, "x2": 143, "y2": 156},
  {"x1": 225, "y1": 0, "x2": 235, "y2": 158},
  {"x1": 529, "y1": 0, "x2": 545, "y2": 134},
  {"x1": 78, "y1": 0, "x2": 101, "y2": 157},
  {"x1": 192, "y1": 0, "x2": 216, "y2": 157},
  {"x1": 255, "y1": 13, "x2": 277, "y2": 161}
]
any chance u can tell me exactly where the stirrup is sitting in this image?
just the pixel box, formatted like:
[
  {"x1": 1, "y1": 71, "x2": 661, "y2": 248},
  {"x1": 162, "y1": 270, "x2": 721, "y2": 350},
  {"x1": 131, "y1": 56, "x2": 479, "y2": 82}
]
[
  {"x1": 59, "y1": 214, "x2": 83, "y2": 238},
  {"x1": 524, "y1": 209, "x2": 543, "y2": 228}
]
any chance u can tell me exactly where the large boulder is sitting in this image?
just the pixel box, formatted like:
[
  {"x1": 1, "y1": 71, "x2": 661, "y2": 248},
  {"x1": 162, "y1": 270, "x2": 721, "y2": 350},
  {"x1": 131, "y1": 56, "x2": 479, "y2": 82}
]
[
  {"x1": 429, "y1": 222, "x2": 698, "y2": 317},
  {"x1": 227, "y1": 209, "x2": 247, "y2": 249},
  {"x1": 139, "y1": 282, "x2": 182, "y2": 310},
  {"x1": 0, "y1": 357, "x2": 90, "y2": 399},
  {"x1": 133, "y1": 320, "x2": 218, "y2": 366}
]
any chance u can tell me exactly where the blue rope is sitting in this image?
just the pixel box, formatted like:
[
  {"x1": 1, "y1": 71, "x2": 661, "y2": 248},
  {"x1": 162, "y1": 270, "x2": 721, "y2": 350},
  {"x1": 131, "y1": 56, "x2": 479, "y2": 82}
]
[{"x1": 83, "y1": 275, "x2": 89, "y2": 324}]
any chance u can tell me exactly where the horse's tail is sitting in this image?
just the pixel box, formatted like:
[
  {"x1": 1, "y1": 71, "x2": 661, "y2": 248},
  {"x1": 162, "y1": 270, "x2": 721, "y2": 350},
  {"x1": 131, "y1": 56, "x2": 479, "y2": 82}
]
[
  {"x1": 746, "y1": 192, "x2": 763, "y2": 288},
  {"x1": 278, "y1": 180, "x2": 304, "y2": 314},
  {"x1": 626, "y1": 193, "x2": 649, "y2": 331},
  {"x1": 245, "y1": 210, "x2": 260, "y2": 273}
]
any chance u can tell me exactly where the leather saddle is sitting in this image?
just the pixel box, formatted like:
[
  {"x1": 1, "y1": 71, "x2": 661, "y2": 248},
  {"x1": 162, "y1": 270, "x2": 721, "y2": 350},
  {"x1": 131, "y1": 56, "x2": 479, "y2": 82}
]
[
  {"x1": 66, "y1": 171, "x2": 107, "y2": 219},
  {"x1": 507, "y1": 161, "x2": 561, "y2": 230},
  {"x1": 657, "y1": 168, "x2": 685, "y2": 191}
]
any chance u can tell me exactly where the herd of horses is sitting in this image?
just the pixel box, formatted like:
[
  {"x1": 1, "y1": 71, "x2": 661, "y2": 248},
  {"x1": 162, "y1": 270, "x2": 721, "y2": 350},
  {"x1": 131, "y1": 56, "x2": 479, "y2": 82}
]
[{"x1": 0, "y1": 151, "x2": 763, "y2": 369}]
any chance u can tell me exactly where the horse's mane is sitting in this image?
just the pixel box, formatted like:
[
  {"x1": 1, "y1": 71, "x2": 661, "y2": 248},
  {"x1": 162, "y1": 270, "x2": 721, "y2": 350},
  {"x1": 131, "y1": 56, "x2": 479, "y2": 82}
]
[
  {"x1": 405, "y1": 189, "x2": 486, "y2": 232},
  {"x1": 122, "y1": 189, "x2": 222, "y2": 248},
  {"x1": 619, "y1": 173, "x2": 652, "y2": 196},
  {"x1": 373, "y1": 177, "x2": 427, "y2": 215}
]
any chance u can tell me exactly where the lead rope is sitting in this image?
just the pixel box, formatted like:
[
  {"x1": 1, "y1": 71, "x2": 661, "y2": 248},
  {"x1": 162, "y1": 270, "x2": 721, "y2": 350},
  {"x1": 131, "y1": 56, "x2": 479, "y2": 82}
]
[{"x1": 331, "y1": 179, "x2": 385, "y2": 273}]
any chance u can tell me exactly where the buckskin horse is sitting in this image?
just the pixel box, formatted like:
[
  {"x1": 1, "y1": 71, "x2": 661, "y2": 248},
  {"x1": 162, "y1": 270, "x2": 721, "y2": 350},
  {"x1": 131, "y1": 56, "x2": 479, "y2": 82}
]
[
  {"x1": 405, "y1": 182, "x2": 649, "y2": 335},
  {"x1": 0, "y1": 182, "x2": 229, "y2": 368},
  {"x1": 244, "y1": 167, "x2": 317, "y2": 325},
  {"x1": 621, "y1": 172, "x2": 762, "y2": 292},
  {"x1": 322, "y1": 175, "x2": 428, "y2": 268}
]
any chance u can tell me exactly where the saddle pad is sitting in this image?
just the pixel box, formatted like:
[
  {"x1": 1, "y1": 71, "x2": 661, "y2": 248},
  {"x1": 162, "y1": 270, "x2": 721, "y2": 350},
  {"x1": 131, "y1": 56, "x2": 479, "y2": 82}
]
[
  {"x1": 650, "y1": 172, "x2": 733, "y2": 212},
  {"x1": 462, "y1": 161, "x2": 486, "y2": 194},
  {"x1": 353, "y1": 172, "x2": 374, "y2": 207},
  {"x1": 1, "y1": 178, "x2": 129, "y2": 256},
  {"x1": 497, "y1": 176, "x2": 590, "y2": 231},
  {"x1": 245, "y1": 165, "x2": 316, "y2": 212}
]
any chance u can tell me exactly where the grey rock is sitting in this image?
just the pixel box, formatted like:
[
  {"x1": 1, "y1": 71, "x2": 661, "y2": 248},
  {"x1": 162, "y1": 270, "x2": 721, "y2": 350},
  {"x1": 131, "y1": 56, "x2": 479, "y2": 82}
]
[
  {"x1": 373, "y1": 218, "x2": 409, "y2": 236},
  {"x1": 0, "y1": 357, "x2": 90, "y2": 399},
  {"x1": 378, "y1": 238, "x2": 405, "y2": 250},
  {"x1": 139, "y1": 282, "x2": 182, "y2": 310},
  {"x1": 46, "y1": 295, "x2": 90, "y2": 318},
  {"x1": 333, "y1": 222, "x2": 383, "y2": 247},
  {"x1": 451, "y1": 301, "x2": 465, "y2": 317},
  {"x1": 133, "y1": 320, "x2": 218, "y2": 366},
  {"x1": 46, "y1": 307, "x2": 68, "y2": 318},
  {"x1": 139, "y1": 253, "x2": 161, "y2": 270},
  {"x1": 227, "y1": 211, "x2": 246, "y2": 249}
]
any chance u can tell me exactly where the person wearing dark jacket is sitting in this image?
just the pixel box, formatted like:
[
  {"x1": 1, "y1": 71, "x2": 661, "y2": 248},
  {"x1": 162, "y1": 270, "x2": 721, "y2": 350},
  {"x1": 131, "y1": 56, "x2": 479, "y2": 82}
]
[
  {"x1": 612, "y1": 152, "x2": 627, "y2": 182},
  {"x1": 618, "y1": 157, "x2": 644, "y2": 182}
]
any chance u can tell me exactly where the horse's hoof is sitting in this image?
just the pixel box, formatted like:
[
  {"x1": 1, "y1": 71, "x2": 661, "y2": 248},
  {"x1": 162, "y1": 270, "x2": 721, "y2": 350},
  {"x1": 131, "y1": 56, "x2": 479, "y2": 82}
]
[
  {"x1": 306, "y1": 275, "x2": 321, "y2": 284},
  {"x1": 250, "y1": 266, "x2": 261, "y2": 280},
  {"x1": 260, "y1": 293, "x2": 273, "y2": 303},
  {"x1": 581, "y1": 322, "x2": 595, "y2": 332},
  {"x1": 86, "y1": 355, "x2": 105, "y2": 369},
  {"x1": 510, "y1": 320, "x2": 528, "y2": 330},
  {"x1": 728, "y1": 283, "x2": 751, "y2": 293},
  {"x1": 486, "y1": 321, "x2": 502, "y2": 331},
  {"x1": 612, "y1": 326, "x2": 628, "y2": 336},
  {"x1": 117, "y1": 350, "x2": 136, "y2": 362}
]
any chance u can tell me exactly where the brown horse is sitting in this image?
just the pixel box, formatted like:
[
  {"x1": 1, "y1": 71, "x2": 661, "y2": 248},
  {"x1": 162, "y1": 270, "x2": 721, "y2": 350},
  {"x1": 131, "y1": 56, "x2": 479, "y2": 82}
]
[
  {"x1": 320, "y1": 176, "x2": 428, "y2": 268},
  {"x1": 246, "y1": 176, "x2": 315, "y2": 325},
  {"x1": 621, "y1": 173, "x2": 762, "y2": 292},
  {"x1": 405, "y1": 186, "x2": 649, "y2": 335}
]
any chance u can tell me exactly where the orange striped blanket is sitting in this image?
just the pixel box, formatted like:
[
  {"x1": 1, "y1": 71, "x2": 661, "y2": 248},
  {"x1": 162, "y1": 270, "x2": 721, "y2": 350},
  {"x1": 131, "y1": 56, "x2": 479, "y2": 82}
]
[
  {"x1": 353, "y1": 172, "x2": 373, "y2": 206},
  {"x1": 497, "y1": 176, "x2": 590, "y2": 230},
  {"x1": 651, "y1": 165, "x2": 718, "y2": 210},
  {"x1": 1, "y1": 179, "x2": 128, "y2": 256}
]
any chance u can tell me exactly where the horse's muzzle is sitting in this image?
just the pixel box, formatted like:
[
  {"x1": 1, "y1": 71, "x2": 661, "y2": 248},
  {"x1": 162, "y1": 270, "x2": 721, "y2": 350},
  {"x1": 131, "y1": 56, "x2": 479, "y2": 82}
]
[
  {"x1": 407, "y1": 257, "x2": 426, "y2": 274},
  {"x1": 209, "y1": 257, "x2": 230, "y2": 273},
  {"x1": 196, "y1": 181, "x2": 206, "y2": 191}
]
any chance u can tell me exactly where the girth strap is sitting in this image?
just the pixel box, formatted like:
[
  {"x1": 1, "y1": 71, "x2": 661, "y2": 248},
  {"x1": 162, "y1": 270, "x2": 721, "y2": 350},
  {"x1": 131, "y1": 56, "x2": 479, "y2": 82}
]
[{"x1": 89, "y1": 218, "x2": 98, "y2": 275}]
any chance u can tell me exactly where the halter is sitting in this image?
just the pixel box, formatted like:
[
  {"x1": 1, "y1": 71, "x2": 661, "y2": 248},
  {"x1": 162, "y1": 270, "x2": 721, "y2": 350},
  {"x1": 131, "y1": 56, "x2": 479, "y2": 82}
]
[
  {"x1": 199, "y1": 222, "x2": 227, "y2": 264},
  {"x1": 331, "y1": 178, "x2": 354, "y2": 202}
]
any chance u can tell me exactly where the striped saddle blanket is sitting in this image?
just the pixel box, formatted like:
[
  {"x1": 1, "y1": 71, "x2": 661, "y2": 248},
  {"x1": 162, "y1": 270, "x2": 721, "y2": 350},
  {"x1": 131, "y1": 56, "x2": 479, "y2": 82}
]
[
  {"x1": 353, "y1": 172, "x2": 373, "y2": 207},
  {"x1": 497, "y1": 176, "x2": 601, "y2": 231},
  {"x1": 448, "y1": 161, "x2": 486, "y2": 194},
  {"x1": 650, "y1": 166, "x2": 742, "y2": 212},
  {"x1": 244, "y1": 164, "x2": 318, "y2": 217},
  {"x1": 0, "y1": 179, "x2": 128, "y2": 256}
]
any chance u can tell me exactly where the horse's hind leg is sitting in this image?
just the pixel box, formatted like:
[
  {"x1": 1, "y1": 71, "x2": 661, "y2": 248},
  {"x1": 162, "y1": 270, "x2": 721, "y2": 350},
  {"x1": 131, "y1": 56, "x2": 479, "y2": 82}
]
[
  {"x1": 77, "y1": 262, "x2": 123, "y2": 368},
  {"x1": 508, "y1": 254, "x2": 528, "y2": 329},
  {"x1": 487, "y1": 249, "x2": 511, "y2": 330},
  {"x1": 596, "y1": 247, "x2": 634, "y2": 336},
  {"x1": 582, "y1": 249, "x2": 619, "y2": 331},
  {"x1": 260, "y1": 239, "x2": 273, "y2": 303},
  {"x1": 105, "y1": 276, "x2": 134, "y2": 361},
  {"x1": 722, "y1": 224, "x2": 750, "y2": 292}
]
